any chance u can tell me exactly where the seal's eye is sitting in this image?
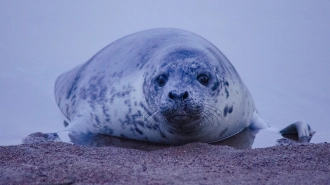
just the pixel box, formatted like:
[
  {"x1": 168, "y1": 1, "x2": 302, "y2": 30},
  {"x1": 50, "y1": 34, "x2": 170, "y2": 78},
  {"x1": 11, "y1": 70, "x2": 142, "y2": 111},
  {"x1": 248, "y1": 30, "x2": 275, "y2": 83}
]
[
  {"x1": 197, "y1": 74, "x2": 209, "y2": 86},
  {"x1": 156, "y1": 74, "x2": 167, "y2": 87}
]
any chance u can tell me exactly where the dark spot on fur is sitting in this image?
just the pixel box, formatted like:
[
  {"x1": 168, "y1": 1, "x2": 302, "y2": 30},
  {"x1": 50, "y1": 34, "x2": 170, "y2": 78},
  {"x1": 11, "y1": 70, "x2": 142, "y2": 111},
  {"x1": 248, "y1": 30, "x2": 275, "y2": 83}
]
[
  {"x1": 225, "y1": 87, "x2": 229, "y2": 99},
  {"x1": 124, "y1": 100, "x2": 130, "y2": 105},
  {"x1": 224, "y1": 81, "x2": 229, "y2": 86},
  {"x1": 63, "y1": 120, "x2": 69, "y2": 127},
  {"x1": 223, "y1": 105, "x2": 234, "y2": 117},
  {"x1": 66, "y1": 105, "x2": 69, "y2": 115},
  {"x1": 228, "y1": 106, "x2": 233, "y2": 113},
  {"x1": 91, "y1": 94, "x2": 97, "y2": 101},
  {"x1": 138, "y1": 54, "x2": 151, "y2": 69},
  {"x1": 153, "y1": 116, "x2": 160, "y2": 122},
  {"x1": 135, "y1": 127, "x2": 144, "y2": 135},
  {"x1": 79, "y1": 87, "x2": 87, "y2": 100},
  {"x1": 103, "y1": 126, "x2": 113, "y2": 135},
  {"x1": 88, "y1": 84, "x2": 98, "y2": 101},
  {"x1": 145, "y1": 124, "x2": 152, "y2": 129},
  {"x1": 125, "y1": 115, "x2": 131, "y2": 125},
  {"x1": 160, "y1": 130, "x2": 167, "y2": 138},
  {"x1": 152, "y1": 124, "x2": 159, "y2": 130},
  {"x1": 95, "y1": 116, "x2": 101, "y2": 125},
  {"x1": 99, "y1": 87, "x2": 107, "y2": 101},
  {"x1": 97, "y1": 75, "x2": 104, "y2": 85},
  {"x1": 211, "y1": 81, "x2": 219, "y2": 91},
  {"x1": 66, "y1": 75, "x2": 81, "y2": 99},
  {"x1": 137, "y1": 121, "x2": 145, "y2": 128}
]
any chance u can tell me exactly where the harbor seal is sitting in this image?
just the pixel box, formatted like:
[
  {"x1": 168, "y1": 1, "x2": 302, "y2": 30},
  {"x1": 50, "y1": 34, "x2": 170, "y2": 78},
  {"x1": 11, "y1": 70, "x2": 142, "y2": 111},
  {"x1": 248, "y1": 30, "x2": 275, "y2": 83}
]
[{"x1": 55, "y1": 28, "x2": 313, "y2": 146}]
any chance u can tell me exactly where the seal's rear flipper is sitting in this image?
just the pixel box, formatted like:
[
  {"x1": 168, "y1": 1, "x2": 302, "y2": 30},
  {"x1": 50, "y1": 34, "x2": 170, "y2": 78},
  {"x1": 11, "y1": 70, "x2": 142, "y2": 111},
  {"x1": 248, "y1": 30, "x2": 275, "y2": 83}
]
[
  {"x1": 53, "y1": 118, "x2": 92, "y2": 144},
  {"x1": 22, "y1": 132, "x2": 62, "y2": 144},
  {"x1": 280, "y1": 121, "x2": 314, "y2": 143}
]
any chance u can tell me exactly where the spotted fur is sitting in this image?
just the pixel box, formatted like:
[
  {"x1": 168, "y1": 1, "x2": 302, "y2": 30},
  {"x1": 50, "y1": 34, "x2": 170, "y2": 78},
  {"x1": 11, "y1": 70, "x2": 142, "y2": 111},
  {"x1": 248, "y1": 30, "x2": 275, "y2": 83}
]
[{"x1": 55, "y1": 28, "x2": 267, "y2": 145}]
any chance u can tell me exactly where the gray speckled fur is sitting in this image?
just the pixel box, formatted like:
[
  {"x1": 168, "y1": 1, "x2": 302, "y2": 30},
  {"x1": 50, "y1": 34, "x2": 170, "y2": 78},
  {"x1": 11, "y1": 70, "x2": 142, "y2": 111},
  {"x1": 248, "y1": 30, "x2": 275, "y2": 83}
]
[{"x1": 55, "y1": 28, "x2": 266, "y2": 145}]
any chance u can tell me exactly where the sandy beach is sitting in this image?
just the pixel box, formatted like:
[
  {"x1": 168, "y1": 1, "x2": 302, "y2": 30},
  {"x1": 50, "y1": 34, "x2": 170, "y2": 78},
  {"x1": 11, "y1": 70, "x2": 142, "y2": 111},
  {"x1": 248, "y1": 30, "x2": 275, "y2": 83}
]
[{"x1": 0, "y1": 134, "x2": 329, "y2": 185}]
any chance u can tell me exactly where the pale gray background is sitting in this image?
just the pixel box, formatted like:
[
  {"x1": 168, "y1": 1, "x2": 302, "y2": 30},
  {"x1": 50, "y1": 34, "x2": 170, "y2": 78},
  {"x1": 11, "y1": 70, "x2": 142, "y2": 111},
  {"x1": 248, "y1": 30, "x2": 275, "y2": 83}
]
[{"x1": 0, "y1": 1, "x2": 329, "y2": 147}]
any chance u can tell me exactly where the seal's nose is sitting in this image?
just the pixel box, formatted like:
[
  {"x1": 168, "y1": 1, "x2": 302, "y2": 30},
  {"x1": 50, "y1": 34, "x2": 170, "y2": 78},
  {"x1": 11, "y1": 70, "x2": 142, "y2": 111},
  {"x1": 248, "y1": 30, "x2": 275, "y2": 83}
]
[{"x1": 168, "y1": 90, "x2": 189, "y2": 101}]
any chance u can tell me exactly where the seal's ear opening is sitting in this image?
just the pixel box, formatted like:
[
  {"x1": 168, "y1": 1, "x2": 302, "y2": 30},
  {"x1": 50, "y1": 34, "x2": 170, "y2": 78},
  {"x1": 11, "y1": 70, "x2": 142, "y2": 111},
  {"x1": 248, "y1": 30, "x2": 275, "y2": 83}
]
[{"x1": 280, "y1": 121, "x2": 315, "y2": 143}]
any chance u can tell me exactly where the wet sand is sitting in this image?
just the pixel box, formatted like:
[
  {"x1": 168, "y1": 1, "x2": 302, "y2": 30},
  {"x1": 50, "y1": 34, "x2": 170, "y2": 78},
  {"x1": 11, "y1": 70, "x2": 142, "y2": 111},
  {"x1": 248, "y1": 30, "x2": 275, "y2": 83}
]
[{"x1": 0, "y1": 136, "x2": 329, "y2": 185}]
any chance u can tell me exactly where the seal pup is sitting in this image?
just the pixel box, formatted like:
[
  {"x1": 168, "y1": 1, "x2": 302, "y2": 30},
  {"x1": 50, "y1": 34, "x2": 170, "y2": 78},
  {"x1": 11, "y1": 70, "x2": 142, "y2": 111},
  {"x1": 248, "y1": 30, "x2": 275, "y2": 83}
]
[{"x1": 55, "y1": 28, "x2": 313, "y2": 146}]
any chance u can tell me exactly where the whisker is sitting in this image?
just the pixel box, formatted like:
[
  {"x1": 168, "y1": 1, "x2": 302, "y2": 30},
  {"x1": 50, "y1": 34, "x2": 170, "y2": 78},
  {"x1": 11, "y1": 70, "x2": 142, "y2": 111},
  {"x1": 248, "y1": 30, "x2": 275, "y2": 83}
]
[
  {"x1": 143, "y1": 110, "x2": 160, "y2": 125},
  {"x1": 202, "y1": 104, "x2": 224, "y2": 125},
  {"x1": 200, "y1": 111, "x2": 215, "y2": 126},
  {"x1": 202, "y1": 109, "x2": 220, "y2": 126},
  {"x1": 203, "y1": 104, "x2": 223, "y2": 117}
]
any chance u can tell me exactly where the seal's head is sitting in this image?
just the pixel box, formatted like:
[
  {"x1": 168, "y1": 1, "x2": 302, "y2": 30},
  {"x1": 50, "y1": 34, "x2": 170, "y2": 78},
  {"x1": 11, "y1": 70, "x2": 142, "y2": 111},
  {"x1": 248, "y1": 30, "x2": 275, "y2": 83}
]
[{"x1": 143, "y1": 48, "x2": 225, "y2": 139}]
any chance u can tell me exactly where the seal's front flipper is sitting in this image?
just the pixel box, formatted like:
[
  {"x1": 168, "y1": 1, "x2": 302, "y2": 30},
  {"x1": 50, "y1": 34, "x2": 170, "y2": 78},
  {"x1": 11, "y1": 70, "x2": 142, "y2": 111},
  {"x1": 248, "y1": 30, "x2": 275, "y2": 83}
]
[
  {"x1": 280, "y1": 121, "x2": 314, "y2": 143},
  {"x1": 250, "y1": 111, "x2": 269, "y2": 130}
]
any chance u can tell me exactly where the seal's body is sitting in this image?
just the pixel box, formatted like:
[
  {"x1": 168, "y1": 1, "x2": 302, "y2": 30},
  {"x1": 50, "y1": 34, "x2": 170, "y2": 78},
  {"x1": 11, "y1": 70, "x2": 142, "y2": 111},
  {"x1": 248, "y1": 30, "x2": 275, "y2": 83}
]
[{"x1": 55, "y1": 28, "x2": 271, "y2": 145}]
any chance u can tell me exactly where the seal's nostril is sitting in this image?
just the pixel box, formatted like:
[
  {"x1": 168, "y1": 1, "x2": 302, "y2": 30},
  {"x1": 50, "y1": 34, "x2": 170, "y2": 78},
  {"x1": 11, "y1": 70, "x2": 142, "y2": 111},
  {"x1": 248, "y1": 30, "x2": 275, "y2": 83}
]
[
  {"x1": 182, "y1": 91, "x2": 189, "y2": 100},
  {"x1": 168, "y1": 92, "x2": 175, "y2": 99}
]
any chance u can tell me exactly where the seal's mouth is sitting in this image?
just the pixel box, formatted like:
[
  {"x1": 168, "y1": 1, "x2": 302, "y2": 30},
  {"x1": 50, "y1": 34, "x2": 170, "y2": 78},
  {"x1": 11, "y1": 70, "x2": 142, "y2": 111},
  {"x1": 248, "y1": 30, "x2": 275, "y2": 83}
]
[
  {"x1": 167, "y1": 115, "x2": 196, "y2": 123},
  {"x1": 165, "y1": 115, "x2": 203, "y2": 135},
  {"x1": 162, "y1": 107, "x2": 201, "y2": 124}
]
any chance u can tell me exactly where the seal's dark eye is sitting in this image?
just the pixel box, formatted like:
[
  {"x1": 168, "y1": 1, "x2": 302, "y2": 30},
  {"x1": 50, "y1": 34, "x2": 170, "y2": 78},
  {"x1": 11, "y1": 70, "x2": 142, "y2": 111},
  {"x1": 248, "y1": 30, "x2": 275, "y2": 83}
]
[
  {"x1": 156, "y1": 74, "x2": 167, "y2": 87},
  {"x1": 197, "y1": 74, "x2": 209, "y2": 86}
]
